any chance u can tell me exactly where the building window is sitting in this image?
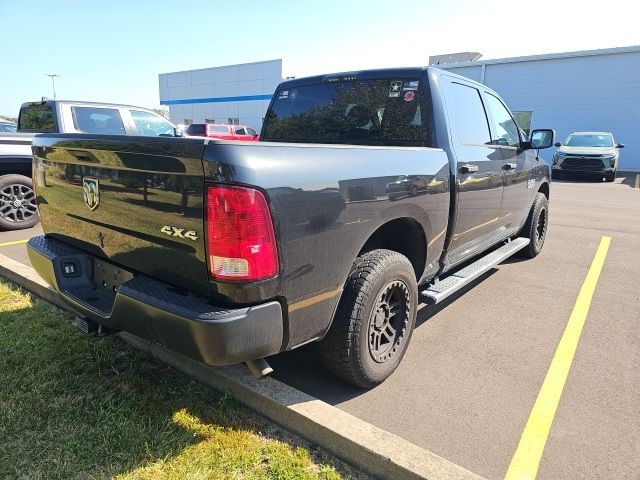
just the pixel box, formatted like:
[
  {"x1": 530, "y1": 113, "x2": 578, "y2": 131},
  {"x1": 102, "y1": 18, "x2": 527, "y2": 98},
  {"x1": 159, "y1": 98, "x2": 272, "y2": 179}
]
[
  {"x1": 228, "y1": 118, "x2": 239, "y2": 125},
  {"x1": 513, "y1": 111, "x2": 533, "y2": 136},
  {"x1": 184, "y1": 118, "x2": 193, "y2": 125},
  {"x1": 205, "y1": 118, "x2": 215, "y2": 124}
]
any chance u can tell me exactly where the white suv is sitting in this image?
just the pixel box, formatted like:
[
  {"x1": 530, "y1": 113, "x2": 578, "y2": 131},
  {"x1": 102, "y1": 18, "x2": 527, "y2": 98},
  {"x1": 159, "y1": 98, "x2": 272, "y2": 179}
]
[{"x1": 552, "y1": 131, "x2": 624, "y2": 182}]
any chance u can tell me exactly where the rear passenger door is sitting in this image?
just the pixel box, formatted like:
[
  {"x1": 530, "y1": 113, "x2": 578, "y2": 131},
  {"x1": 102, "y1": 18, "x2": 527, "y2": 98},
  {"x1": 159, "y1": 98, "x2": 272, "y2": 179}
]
[
  {"x1": 442, "y1": 78, "x2": 505, "y2": 263},
  {"x1": 482, "y1": 92, "x2": 533, "y2": 230}
]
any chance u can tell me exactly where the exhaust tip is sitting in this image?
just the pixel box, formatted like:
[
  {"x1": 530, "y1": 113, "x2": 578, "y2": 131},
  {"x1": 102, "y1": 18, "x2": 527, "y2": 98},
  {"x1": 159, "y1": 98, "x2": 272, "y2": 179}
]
[{"x1": 245, "y1": 358, "x2": 273, "y2": 378}]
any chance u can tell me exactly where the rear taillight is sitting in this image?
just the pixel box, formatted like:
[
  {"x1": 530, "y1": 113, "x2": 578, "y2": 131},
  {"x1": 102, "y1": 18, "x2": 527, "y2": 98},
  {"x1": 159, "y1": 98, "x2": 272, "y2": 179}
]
[{"x1": 205, "y1": 184, "x2": 278, "y2": 281}]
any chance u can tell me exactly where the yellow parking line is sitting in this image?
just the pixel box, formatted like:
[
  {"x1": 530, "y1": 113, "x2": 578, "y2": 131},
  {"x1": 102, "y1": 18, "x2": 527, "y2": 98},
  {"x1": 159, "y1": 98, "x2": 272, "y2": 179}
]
[
  {"x1": 635, "y1": 174, "x2": 639, "y2": 189},
  {"x1": 0, "y1": 239, "x2": 28, "y2": 248},
  {"x1": 504, "y1": 236, "x2": 611, "y2": 480}
]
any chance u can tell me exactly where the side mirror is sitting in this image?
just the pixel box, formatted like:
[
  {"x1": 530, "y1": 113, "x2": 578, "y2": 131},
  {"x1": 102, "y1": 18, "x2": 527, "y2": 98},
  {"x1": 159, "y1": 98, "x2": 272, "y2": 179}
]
[
  {"x1": 616, "y1": 143, "x2": 625, "y2": 149},
  {"x1": 554, "y1": 142, "x2": 562, "y2": 147},
  {"x1": 528, "y1": 129, "x2": 555, "y2": 149}
]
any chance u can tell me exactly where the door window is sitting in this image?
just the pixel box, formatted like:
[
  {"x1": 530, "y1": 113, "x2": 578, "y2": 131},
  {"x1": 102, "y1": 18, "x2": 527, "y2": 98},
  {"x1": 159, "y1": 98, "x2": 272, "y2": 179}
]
[
  {"x1": 72, "y1": 107, "x2": 125, "y2": 135},
  {"x1": 513, "y1": 111, "x2": 532, "y2": 136},
  {"x1": 130, "y1": 110, "x2": 175, "y2": 136},
  {"x1": 447, "y1": 83, "x2": 491, "y2": 145},
  {"x1": 186, "y1": 124, "x2": 206, "y2": 135},
  {"x1": 246, "y1": 127, "x2": 257, "y2": 135},
  {"x1": 234, "y1": 127, "x2": 246, "y2": 135},
  {"x1": 484, "y1": 93, "x2": 520, "y2": 147}
]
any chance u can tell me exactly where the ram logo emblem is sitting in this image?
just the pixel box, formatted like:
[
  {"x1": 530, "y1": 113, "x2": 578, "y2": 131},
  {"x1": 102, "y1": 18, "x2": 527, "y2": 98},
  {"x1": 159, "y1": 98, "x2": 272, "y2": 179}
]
[
  {"x1": 82, "y1": 177, "x2": 100, "y2": 211},
  {"x1": 161, "y1": 226, "x2": 198, "y2": 241}
]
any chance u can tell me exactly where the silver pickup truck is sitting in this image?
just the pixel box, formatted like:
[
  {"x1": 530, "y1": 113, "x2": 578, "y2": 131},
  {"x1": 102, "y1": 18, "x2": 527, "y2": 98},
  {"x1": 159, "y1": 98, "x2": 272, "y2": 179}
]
[{"x1": 0, "y1": 100, "x2": 179, "y2": 230}]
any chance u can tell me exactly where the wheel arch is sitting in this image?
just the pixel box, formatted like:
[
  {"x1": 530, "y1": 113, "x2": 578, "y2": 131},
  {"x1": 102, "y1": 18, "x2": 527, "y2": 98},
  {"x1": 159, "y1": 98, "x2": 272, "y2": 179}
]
[
  {"x1": 0, "y1": 156, "x2": 33, "y2": 178},
  {"x1": 357, "y1": 216, "x2": 427, "y2": 281},
  {"x1": 538, "y1": 181, "x2": 550, "y2": 200}
]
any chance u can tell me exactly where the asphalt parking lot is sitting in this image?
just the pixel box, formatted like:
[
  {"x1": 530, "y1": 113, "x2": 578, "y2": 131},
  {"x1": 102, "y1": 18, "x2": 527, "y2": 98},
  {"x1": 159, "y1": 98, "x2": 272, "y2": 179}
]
[
  {"x1": 1, "y1": 174, "x2": 638, "y2": 480},
  {"x1": 271, "y1": 174, "x2": 640, "y2": 480}
]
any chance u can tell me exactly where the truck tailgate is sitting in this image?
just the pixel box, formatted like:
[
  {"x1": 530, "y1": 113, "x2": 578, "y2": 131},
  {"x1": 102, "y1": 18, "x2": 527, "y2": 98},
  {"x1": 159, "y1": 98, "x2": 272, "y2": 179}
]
[{"x1": 32, "y1": 134, "x2": 210, "y2": 296}]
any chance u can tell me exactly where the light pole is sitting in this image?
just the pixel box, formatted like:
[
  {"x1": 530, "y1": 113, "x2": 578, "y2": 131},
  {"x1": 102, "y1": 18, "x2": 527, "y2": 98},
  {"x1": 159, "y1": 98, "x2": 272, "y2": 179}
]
[{"x1": 44, "y1": 73, "x2": 60, "y2": 99}]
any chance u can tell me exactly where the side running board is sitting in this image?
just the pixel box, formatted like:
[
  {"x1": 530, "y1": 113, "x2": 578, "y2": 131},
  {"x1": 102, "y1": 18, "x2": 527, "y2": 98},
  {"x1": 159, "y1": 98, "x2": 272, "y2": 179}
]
[{"x1": 420, "y1": 238, "x2": 530, "y2": 305}]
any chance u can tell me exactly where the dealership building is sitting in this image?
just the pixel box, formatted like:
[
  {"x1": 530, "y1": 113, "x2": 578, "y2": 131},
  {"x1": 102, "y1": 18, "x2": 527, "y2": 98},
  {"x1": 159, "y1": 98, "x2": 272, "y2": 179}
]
[
  {"x1": 158, "y1": 59, "x2": 282, "y2": 131},
  {"x1": 159, "y1": 45, "x2": 639, "y2": 171}
]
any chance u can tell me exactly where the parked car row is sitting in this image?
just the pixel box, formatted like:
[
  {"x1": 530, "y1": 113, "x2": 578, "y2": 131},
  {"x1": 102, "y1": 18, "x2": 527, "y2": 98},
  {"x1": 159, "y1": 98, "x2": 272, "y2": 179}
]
[
  {"x1": 0, "y1": 91, "x2": 628, "y2": 233},
  {"x1": 185, "y1": 123, "x2": 260, "y2": 141},
  {"x1": 0, "y1": 100, "x2": 261, "y2": 230}
]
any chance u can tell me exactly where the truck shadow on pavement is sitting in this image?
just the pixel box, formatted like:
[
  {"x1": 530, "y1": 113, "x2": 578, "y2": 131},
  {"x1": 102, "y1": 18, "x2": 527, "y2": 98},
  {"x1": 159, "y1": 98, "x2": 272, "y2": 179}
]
[{"x1": 270, "y1": 270, "x2": 498, "y2": 403}]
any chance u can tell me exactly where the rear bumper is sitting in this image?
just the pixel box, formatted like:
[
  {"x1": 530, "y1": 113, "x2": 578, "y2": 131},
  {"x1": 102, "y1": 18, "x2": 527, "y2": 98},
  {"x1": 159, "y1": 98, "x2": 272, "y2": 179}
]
[{"x1": 27, "y1": 235, "x2": 284, "y2": 365}]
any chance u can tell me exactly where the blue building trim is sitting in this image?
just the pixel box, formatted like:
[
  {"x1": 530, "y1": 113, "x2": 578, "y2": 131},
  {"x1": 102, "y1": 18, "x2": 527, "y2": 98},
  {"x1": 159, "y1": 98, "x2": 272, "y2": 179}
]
[{"x1": 160, "y1": 94, "x2": 272, "y2": 105}]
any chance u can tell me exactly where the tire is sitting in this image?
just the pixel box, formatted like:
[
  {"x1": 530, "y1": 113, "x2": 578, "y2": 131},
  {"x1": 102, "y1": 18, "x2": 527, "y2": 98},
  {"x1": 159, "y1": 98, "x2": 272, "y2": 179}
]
[
  {"x1": 518, "y1": 192, "x2": 549, "y2": 259},
  {"x1": 551, "y1": 170, "x2": 561, "y2": 180},
  {"x1": 318, "y1": 249, "x2": 418, "y2": 388},
  {"x1": 0, "y1": 174, "x2": 39, "y2": 231},
  {"x1": 605, "y1": 171, "x2": 616, "y2": 182}
]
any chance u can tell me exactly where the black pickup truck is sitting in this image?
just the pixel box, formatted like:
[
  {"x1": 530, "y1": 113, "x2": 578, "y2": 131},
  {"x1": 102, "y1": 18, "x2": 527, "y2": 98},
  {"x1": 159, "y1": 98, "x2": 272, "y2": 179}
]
[{"x1": 28, "y1": 67, "x2": 554, "y2": 387}]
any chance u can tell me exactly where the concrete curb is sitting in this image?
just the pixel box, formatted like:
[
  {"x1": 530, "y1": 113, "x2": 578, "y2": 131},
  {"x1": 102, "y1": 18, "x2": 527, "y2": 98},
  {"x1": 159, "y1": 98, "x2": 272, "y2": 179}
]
[
  {"x1": 0, "y1": 253, "x2": 485, "y2": 480},
  {"x1": 0, "y1": 253, "x2": 69, "y2": 310}
]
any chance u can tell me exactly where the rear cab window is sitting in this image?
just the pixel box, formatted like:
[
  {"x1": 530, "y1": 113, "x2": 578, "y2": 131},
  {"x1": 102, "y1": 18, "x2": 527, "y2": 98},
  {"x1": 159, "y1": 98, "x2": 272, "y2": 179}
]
[
  {"x1": 72, "y1": 106, "x2": 126, "y2": 135},
  {"x1": 262, "y1": 77, "x2": 435, "y2": 147},
  {"x1": 18, "y1": 103, "x2": 57, "y2": 132}
]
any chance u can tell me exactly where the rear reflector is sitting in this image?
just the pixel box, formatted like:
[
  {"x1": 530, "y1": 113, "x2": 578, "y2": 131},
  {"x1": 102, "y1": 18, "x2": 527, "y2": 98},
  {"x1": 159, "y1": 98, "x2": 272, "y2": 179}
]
[{"x1": 205, "y1": 184, "x2": 278, "y2": 281}]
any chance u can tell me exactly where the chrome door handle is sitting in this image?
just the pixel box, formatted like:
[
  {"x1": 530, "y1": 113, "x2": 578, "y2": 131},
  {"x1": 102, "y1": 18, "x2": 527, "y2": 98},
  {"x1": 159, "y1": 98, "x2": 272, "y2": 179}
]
[{"x1": 459, "y1": 164, "x2": 479, "y2": 174}]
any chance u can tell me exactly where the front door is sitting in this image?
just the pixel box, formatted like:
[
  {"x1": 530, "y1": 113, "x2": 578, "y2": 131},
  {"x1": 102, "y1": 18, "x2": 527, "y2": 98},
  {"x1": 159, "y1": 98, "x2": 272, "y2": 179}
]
[
  {"x1": 482, "y1": 92, "x2": 534, "y2": 232},
  {"x1": 442, "y1": 78, "x2": 505, "y2": 264}
]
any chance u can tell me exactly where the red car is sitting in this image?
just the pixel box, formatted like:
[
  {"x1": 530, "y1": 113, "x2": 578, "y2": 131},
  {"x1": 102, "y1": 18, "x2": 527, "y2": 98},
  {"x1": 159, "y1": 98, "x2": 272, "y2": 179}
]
[{"x1": 186, "y1": 123, "x2": 260, "y2": 141}]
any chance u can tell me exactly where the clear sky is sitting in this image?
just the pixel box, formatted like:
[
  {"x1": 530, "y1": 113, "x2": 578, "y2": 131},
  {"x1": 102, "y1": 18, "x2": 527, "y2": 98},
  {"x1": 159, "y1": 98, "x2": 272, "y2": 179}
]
[{"x1": 1, "y1": 0, "x2": 638, "y2": 118}]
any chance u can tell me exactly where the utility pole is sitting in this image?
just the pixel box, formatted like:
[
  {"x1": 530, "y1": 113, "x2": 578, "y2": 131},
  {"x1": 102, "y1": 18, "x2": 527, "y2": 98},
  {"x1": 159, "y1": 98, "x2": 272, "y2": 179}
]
[{"x1": 44, "y1": 74, "x2": 60, "y2": 99}]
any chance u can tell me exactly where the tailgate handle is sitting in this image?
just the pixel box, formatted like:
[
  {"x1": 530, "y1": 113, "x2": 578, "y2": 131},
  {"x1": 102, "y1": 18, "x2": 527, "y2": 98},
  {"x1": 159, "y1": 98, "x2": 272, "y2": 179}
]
[
  {"x1": 502, "y1": 163, "x2": 517, "y2": 170},
  {"x1": 459, "y1": 164, "x2": 478, "y2": 174}
]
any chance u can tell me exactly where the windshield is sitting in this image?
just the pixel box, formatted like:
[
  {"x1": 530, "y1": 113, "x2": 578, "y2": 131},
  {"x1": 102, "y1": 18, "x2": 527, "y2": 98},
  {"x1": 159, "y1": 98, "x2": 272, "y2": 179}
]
[
  {"x1": 263, "y1": 78, "x2": 435, "y2": 147},
  {"x1": 18, "y1": 103, "x2": 56, "y2": 132},
  {"x1": 565, "y1": 134, "x2": 613, "y2": 147}
]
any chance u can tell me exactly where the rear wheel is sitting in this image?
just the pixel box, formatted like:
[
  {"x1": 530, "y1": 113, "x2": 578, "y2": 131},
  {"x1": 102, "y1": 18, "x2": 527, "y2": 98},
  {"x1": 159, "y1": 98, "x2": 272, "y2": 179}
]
[
  {"x1": 318, "y1": 249, "x2": 418, "y2": 388},
  {"x1": 0, "y1": 175, "x2": 39, "y2": 231},
  {"x1": 518, "y1": 192, "x2": 548, "y2": 259}
]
